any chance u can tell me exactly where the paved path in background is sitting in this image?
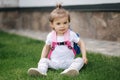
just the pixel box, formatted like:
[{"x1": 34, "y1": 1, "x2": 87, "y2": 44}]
[{"x1": 2, "y1": 29, "x2": 120, "y2": 57}]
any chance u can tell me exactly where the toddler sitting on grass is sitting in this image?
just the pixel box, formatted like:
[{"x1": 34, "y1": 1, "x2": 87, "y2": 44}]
[{"x1": 28, "y1": 4, "x2": 88, "y2": 77}]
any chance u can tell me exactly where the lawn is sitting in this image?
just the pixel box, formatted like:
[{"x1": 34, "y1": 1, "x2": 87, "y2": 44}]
[{"x1": 0, "y1": 30, "x2": 120, "y2": 80}]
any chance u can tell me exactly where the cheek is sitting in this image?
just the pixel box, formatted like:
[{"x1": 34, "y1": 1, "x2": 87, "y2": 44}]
[
  {"x1": 65, "y1": 25, "x2": 69, "y2": 28},
  {"x1": 54, "y1": 25, "x2": 59, "y2": 30}
]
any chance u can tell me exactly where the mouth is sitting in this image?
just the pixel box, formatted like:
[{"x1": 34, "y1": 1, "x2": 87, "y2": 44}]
[{"x1": 59, "y1": 29, "x2": 65, "y2": 31}]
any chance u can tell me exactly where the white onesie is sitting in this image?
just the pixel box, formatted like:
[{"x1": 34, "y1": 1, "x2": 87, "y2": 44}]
[{"x1": 37, "y1": 30, "x2": 84, "y2": 73}]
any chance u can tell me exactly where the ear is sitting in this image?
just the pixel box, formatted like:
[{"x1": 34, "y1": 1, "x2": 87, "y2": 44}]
[
  {"x1": 50, "y1": 22, "x2": 54, "y2": 29},
  {"x1": 50, "y1": 22, "x2": 52, "y2": 27}
]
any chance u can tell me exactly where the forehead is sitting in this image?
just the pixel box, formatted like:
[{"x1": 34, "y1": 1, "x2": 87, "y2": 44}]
[{"x1": 53, "y1": 16, "x2": 68, "y2": 22}]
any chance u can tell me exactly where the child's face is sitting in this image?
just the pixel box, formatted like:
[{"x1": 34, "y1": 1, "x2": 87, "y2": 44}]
[{"x1": 50, "y1": 16, "x2": 69, "y2": 35}]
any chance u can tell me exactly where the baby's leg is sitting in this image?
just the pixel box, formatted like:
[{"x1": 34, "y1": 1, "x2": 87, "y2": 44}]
[
  {"x1": 69, "y1": 57, "x2": 84, "y2": 70},
  {"x1": 38, "y1": 58, "x2": 65, "y2": 74},
  {"x1": 37, "y1": 58, "x2": 49, "y2": 74},
  {"x1": 61, "y1": 57, "x2": 84, "y2": 76},
  {"x1": 28, "y1": 58, "x2": 49, "y2": 76}
]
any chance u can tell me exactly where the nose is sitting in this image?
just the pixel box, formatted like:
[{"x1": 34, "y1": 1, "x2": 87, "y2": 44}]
[{"x1": 60, "y1": 24, "x2": 65, "y2": 28}]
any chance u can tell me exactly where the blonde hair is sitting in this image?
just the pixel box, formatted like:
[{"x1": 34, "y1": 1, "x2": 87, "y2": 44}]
[{"x1": 49, "y1": 4, "x2": 70, "y2": 23}]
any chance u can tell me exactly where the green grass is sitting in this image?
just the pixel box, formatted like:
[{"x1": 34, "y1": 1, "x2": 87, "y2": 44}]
[{"x1": 0, "y1": 30, "x2": 120, "y2": 80}]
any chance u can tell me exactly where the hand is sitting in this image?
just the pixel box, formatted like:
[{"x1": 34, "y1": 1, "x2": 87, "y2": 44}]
[{"x1": 82, "y1": 57, "x2": 88, "y2": 64}]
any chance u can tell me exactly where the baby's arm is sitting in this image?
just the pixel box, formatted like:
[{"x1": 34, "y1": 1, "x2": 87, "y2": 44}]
[
  {"x1": 77, "y1": 39, "x2": 88, "y2": 64},
  {"x1": 41, "y1": 44, "x2": 51, "y2": 58}
]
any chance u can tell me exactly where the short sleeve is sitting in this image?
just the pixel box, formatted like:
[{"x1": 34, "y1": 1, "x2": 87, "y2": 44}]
[
  {"x1": 70, "y1": 31, "x2": 80, "y2": 43},
  {"x1": 45, "y1": 32, "x2": 52, "y2": 45}
]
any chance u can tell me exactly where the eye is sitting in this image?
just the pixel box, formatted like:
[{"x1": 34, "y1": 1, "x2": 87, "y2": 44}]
[
  {"x1": 56, "y1": 22, "x2": 60, "y2": 25},
  {"x1": 64, "y1": 21, "x2": 67, "y2": 24}
]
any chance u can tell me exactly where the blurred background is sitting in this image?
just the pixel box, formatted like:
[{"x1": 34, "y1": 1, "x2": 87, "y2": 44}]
[{"x1": 0, "y1": 0, "x2": 120, "y2": 42}]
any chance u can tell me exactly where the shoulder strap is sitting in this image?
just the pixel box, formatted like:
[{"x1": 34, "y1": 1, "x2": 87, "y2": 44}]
[
  {"x1": 47, "y1": 30, "x2": 57, "y2": 59},
  {"x1": 64, "y1": 29, "x2": 70, "y2": 41},
  {"x1": 51, "y1": 30, "x2": 57, "y2": 42},
  {"x1": 64, "y1": 30, "x2": 76, "y2": 56}
]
